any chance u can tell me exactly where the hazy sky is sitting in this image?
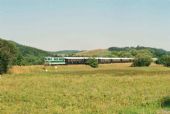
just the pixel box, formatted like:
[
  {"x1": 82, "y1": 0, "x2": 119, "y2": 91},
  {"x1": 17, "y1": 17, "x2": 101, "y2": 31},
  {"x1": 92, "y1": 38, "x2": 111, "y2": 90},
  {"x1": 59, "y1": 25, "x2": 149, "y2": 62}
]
[{"x1": 0, "y1": 0, "x2": 170, "y2": 51}]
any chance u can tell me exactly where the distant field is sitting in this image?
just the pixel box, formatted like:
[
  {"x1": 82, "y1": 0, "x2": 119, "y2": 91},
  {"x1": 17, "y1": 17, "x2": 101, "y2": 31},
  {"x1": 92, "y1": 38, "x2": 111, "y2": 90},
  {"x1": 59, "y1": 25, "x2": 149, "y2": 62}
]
[{"x1": 0, "y1": 63, "x2": 170, "y2": 114}]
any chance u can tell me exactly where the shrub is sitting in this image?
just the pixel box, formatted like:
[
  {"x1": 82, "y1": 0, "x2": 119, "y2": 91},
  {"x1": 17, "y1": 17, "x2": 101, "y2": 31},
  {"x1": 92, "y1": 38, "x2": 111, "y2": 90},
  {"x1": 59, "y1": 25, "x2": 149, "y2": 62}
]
[
  {"x1": 86, "y1": 57, "x2": 98, "y2": 68},
  {"x1": 161, "y1": 96, "x2": 170, "y2": 109},
  {"x1": 132, "y1": 54, "x2": 152, "y2": 67},
  {"x1": 158, "y1": 55, "x2": 170, "y2": 67}
]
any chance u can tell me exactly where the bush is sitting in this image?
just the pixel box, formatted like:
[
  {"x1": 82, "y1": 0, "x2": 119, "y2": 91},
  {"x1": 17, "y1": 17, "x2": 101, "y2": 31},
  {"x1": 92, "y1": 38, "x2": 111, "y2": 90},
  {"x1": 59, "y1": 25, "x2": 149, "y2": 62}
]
[
  {"x1": 132, "y1": 54, "x2": 152, "y2": 67},
  {"x1": 161, "y1": 96, "x2": 170, "y2": 109},
  {"x1": 86, "y1": 58, "x2": 98, "y2": 68},
  {"x1": 158, "y1": 55, "x2": 170, "y2": 67}
]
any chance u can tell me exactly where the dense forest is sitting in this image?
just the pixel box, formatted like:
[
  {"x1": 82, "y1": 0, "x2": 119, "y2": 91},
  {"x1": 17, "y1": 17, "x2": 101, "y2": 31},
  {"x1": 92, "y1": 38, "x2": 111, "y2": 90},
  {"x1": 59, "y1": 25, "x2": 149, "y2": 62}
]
[{"x1": 1, "y1": 38, "x2": 170, "y2": 67}]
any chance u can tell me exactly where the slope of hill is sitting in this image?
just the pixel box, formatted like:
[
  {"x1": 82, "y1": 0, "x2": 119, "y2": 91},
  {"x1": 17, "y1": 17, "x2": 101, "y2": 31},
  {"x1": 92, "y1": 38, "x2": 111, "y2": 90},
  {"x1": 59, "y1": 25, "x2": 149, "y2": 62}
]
[
  {"x1": 9, "y1": 41, "x2": 50, "y2": 65},
  {"x1": 75, "y1": 49, "x2": 111, "y2": 57},
  {"x1": 75, "y1": 46, "x2": 170, "y2": 58},
  {"x1": 52, "y1": 50, "x2": 81, "y2": 56},
  {"x1": 108, "y1": 46, "x2": 170, "y2": 58}
]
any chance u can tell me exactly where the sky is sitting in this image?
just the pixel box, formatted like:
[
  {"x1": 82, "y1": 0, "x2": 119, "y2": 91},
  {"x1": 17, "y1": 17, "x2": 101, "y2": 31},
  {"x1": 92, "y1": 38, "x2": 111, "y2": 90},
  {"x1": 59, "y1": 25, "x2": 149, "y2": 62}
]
[{"x1": 0, "y1": 0, "x2": 170, "y2": 51}]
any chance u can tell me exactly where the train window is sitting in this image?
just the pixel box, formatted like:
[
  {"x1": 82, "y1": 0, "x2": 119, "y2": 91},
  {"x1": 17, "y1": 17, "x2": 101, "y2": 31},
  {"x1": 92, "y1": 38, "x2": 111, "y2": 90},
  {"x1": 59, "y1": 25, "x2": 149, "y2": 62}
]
[
  {"x1": 58, "y1": 58, "x2": 63, "y2": 61},
  {"x1": 54, "y1": 58, "x2": 58, "y2": 60},
  {"x1": 58, "y1": 58, "x2": 62, "y2": 60}
]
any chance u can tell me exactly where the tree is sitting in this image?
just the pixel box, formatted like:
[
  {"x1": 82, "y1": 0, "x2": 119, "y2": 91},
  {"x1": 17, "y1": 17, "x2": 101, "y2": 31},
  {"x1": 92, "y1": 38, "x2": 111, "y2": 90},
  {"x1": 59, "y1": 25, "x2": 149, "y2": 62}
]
[
  {"x1": 86, "y1": 57, "x2": 99, "y2": 68},
  {"x1": 157, "y1": 55, "x2": 170, "y2": 67},
  {"x1": 117, "y1": 51, "x2": 133, "y2": 57},
  {"x1": 132, "y1": 53, "x2": 152, "y2": 67},
  {"x1": 135, "y1": 49, "x2": 153, "y2": 57},
  {"x1": 0, "y1": 39, "x2": 17, "y2": 74},
  {"x1": 15, "y1": 53, "x2": 23, "y2": 66}
]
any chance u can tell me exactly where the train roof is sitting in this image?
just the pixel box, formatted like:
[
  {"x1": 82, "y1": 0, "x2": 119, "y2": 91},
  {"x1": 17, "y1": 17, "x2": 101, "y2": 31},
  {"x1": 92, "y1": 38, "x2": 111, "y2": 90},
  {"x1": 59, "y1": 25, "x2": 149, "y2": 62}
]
[
  {"x1": 64, "y1": 57, "x2": 134, "y2": 60},
  {"x1": 45, "y1": 57, "x2": 134, "y2": 59}
]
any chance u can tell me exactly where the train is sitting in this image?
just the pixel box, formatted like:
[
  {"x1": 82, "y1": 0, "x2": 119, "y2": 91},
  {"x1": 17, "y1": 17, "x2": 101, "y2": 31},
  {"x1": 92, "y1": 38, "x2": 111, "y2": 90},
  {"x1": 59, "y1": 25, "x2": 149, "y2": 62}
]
[{"x1": 44, "y1": 57, "x2": 134, "y2": 65}]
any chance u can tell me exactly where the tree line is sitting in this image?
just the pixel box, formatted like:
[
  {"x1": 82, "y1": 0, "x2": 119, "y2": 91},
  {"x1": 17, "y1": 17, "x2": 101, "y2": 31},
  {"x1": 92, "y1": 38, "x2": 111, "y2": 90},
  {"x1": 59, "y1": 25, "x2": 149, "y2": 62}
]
[
  {"x1": 108, "y1": 46, "x2": 170, "y2": 67},
  {"x1": 108, "y1": 46, "x2": 169, "y2": 58}
]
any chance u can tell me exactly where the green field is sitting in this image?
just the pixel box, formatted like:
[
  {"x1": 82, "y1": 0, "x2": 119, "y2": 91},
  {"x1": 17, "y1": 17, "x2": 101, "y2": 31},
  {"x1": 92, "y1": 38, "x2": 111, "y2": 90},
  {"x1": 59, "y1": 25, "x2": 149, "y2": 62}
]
[{"x1": 0, "y1": 64, "x2": 170, "y2": 114}]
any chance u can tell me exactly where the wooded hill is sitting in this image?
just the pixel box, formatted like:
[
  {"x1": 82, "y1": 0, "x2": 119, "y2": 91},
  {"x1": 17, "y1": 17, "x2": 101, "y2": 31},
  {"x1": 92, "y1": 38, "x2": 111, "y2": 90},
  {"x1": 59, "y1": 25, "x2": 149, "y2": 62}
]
[
  {"x1": 75, "y1": 47, "x2": 170, "y2": 58},
  {"x1": 11, "y1": 41, "x2": 50, "y2": 65}
]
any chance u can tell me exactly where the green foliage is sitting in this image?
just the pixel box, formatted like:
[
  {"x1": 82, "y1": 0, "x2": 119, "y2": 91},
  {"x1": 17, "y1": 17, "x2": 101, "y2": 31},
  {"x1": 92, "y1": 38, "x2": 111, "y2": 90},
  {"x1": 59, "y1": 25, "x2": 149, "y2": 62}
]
[
  {"x1": 0, "y1": 39, "x2": 50, "y2": 66},
  {"x1": 117, "y1": 51, "x2": 133, "y2": 57},
  {"x1": 108, "y1": 46, "x2": 169, "y2": 58},
  {"x1": 157, "y1": 55, "x2": 170, "y2": 67},
  {"x1": 132, "y1": 53, "x2": 152, "y2": 67},
  {"x1": 14, "y1": 52, "x2": 23, "y2": 66},
  {"x1": 86, "y1": 57, "x2": 98, "y2": 68},
  {"x1": 155, "y1": 57, "x2": 164, "y2": 65},
  {"x1": 12, "y1": 42, "x2": 50, "y2": 65},
  {"x1": 0, "y1": 38, "x2": 17, "y2": 74},
  {"x1": 161, "y1": 96, "x2": 170, "y2": 109},
  {"x1": 135, "y1": 49, "x2": 153, "y2": 57}
]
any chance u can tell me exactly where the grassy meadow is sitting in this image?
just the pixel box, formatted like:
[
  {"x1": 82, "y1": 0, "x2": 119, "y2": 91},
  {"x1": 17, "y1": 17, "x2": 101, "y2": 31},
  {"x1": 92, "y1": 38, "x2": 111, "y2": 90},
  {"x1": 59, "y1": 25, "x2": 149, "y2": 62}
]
[{"x1": 0, "y1": 63, "x2": 170, "y2": 114}]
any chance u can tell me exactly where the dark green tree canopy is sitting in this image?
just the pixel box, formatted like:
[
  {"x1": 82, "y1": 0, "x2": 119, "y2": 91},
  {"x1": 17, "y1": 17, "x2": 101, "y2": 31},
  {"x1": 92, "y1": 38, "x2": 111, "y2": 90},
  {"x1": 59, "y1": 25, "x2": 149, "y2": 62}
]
[
  {"x1": 108, "y1": 46, "x2": 169, "y2": 58},
  {"x1": 0, "y1": 38, "x2": 17, "y2": 74},
  {"x1": 132, "y1": 53, "x2": 152, "y2": 67},
  {"x1": 86, "y1": 57, "x2": 99, "y2": 68},
  {"x1": 157, "y1": 55, "x2": 170, "y2": 67}
]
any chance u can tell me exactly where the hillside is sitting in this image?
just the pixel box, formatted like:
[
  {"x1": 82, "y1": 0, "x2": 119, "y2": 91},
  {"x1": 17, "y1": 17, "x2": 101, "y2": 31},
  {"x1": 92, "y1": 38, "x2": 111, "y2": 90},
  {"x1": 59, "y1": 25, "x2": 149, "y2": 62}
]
[
  {"x1": 9, "y1": 41, "x2": 50, "y2": 65},
  {"x1": 75, "y1": 46, "x2": 170, "y2": 58},
  {"x1": 75, "y1": 49, "x2": 111, "y2": 57},
  {"x1": 108, "y1": 46, "x2": 170, "y2": 58},
  {"x1": 52, "y1": 50, "x2": 81, "y2": 56}
]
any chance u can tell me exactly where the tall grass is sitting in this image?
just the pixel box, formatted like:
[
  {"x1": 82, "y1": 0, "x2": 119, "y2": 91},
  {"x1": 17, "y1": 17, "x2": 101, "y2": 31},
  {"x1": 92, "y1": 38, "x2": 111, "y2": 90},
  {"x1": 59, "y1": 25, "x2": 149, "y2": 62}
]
[{"x1": 1, "y1": 63, "x2": 170, "y2": 114}]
